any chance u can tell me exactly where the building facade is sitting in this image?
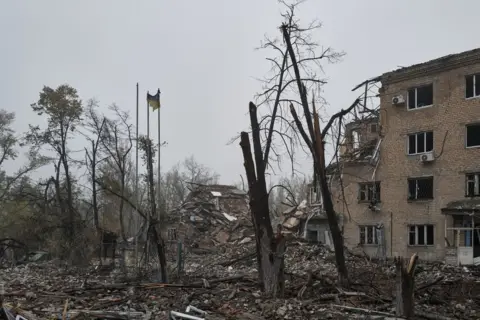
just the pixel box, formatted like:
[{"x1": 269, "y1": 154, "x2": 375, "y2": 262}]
[{"x1": 334, "y1": 48, "x2": 480, "y2": 264}]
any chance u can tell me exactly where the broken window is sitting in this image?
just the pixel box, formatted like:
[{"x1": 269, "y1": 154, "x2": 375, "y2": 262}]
[
  {"x1": 352, "y1": 130, "x2": 360, "y2": 150},
  {"x1": 309, "y1": 184, "x2": 322, "y2": 205},
  {"x1": 466, "y1": 124, "x2": 480, "y2": 147},
  {"x1": 213, "y1": 197, "x2": 220, "y2": 210},
  {"x1": 167, "y1": 228, "x2": 177, "y2": 241},
  {"x1": 370, "y1": 123, "x2": 378, "y2": 133},
  {"x1": 407, "y1": 131, "x2": 433, "y2": 155},
  {"x1": 306, "y1": 230, "x2": 318, "y2": 242},
  {"x1": 408, "y1": 84, "x2": 433, "y2": 109},
  {"x1": 466, "y1": 173, "x2": 480, "y2": 197},
  {"x1": 408, "y1": 177, "x2": 434, "y2": 200},
  {"x1": 358, "y1": 182, "x2": 381, "y2": 202},
  {"x1": 466, "y1": 74, "x2": 480, "y2": 98},
  {"x1": 359, "y1": 226, "x2": 378, "y2": 245},
  {"x1": 408, "y1": 225, "x2": 434, "y2": 246}
]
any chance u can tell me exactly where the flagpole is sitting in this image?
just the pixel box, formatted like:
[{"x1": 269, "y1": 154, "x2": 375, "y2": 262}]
[
  {"x1": 135, "y1": 83, "x2": 139, "y2": 270},
  {"x1": 157, "y1": 89, "x2": 161, "y2": 222},
  {"x1": 146, "y1": 90, "x2": 150, "y2": 263}
]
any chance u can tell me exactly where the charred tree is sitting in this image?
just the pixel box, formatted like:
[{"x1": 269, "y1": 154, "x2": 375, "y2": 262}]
[
  {"x1": 290, "y1": 99, "x2": 358, "y2": 287},
  {"x1": 236, "y1": 0, "x2": 352, "y2": 293},
  {"x1": 239, "y1": 102, "x2": 286, "y2": 297},
  {"x1": 395, "y1": 253, "x2": 418, "y2": 318},
  {"x1": 282, "y1": 20, "x2": 356, "y2": 286}
]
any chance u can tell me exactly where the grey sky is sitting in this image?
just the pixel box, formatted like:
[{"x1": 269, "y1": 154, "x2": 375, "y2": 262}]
[{"x1": 1, "y1": 0, "x2": 478, "y2": 185}]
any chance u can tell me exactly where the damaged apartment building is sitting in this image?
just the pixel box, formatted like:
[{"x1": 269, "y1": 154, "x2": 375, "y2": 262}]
[{"x1": 330, "y1": 47, "x2": 480, "y2": 265}]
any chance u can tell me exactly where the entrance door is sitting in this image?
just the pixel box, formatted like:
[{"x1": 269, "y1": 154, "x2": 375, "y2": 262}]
[{"x1": 457, "y1": 217, "x2": 474, "y2": 265}]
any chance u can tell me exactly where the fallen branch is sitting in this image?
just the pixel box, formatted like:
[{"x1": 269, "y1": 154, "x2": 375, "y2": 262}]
[
  {"x1": 330, "y1": 304, "x2": 401, "y2": 318},
  {"x1": 218, "y1": 252, "x2": 256, "y2": 267},
  {"x1": 60, "y1": 310, "x2": 144, "y2": 320},
  {"x1": 141, "y1": 275, "x2": 247, "y2": 289},
  {"x1": 415, "y1": 311, "x2": 455, "y2": 320},
  {"x1": 297, "y1": 271, "x2": 313, "y2": 299},
  {"x1": 415, "y1": 276, "x2": 445, "y2": 293}
]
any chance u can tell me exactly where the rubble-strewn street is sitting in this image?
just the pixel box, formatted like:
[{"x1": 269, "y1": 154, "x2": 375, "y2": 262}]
[{"x1": 1, "y1": 241, "x2": 479, "y2": 319}]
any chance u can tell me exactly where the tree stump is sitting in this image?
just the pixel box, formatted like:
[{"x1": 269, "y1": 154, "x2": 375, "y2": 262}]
[{"x1": 394, "y1": 253, "x2": 418, "y2": 318}]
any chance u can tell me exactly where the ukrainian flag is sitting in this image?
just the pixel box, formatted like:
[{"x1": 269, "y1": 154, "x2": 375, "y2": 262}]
[{"x1": 147, "y1": 89, "x2": 161, "y2": 111}]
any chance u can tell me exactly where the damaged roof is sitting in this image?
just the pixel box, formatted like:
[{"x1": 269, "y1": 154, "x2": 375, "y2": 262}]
[
  {"x1": 381, "y1": 47, "x2": 480, "y2": 85},
  {"x1": 186, "y1": 184, "x2": 247, "y2": 201},
  {"x1": 442, "y1": 199, "x2": 480, "y2": 214},
  {"x1": 168, "y1": 184, "x2": 253, "y2": 246}
]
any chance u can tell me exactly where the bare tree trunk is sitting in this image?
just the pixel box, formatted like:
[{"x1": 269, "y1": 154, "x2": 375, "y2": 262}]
[
  {"x1": 146, "y1": 140, "x2": 167, "y2": 282},
  {"x1": 312, "y1": 109, "x2": 349, "y2": 287},
  {"x1": 282, "y1": 22, "x2": 351, "y2": 286},
  {"x1": 239, "y1": 102, "x2": 285, "y2": 297},
  {"x1": 91, "y1": 140, "x2": 99, "y2": 231},
  {"x1": 119, "y1": 178, "x2": 126, "y2": 241},
  {"x1": 395, "y1": 254, "x2": 418, "y2": 318}
]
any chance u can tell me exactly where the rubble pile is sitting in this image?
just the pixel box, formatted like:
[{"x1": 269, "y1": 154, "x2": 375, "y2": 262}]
[
  {"x1": 1, "y1": 240, "x2": 479, "y2": 319},
  {"x1": 167, "y1": 185, "x2": 255, "y2": 248},
  {"x1": 277, "y1": 203, "x2": 305, "y2": 235}
]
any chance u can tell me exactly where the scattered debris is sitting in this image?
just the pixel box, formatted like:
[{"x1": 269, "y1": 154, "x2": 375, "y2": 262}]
[
  {"x1": 167, "y1": 184, "x2": 254, "y2": 248},
  {"x1": 1, "y1": 240, "x2": 479, "y2": 319}
]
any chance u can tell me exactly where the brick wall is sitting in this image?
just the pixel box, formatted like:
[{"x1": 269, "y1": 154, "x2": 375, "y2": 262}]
[
  {"x1": 331, "y1": 59, "x2": 480, "y2": 262},
  {"x1": 378, "y1": 61, "x2": 480, "y2": 260}
]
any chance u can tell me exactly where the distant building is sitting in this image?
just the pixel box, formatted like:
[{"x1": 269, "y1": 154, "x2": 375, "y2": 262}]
[{"x1": 165, "y1": 184, "x2": 252, "y2": 248}]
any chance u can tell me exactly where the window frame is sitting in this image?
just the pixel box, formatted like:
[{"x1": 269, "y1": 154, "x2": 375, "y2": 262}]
[
  {"x1": 167, "y1": 228, "x2": 177, "y2": 241},
  {"x1": 407, "y1": 176, "x2": 434, "y2": 200},
  {"x1": 352, "y1": 129, "x2": 360, "y2": 150},
  {"x1": 370, "y1": 123, "x2": 378, "y2": 133},
  {"x1": 407, "y1": 131, "x2": 434, "y2": 155},
  {"x1": 465, "y1": 74, "x2": 480, "y2": 99},
  {"x1": 465, "y1": 123, "x2": 480, "y2": 148},
  {"x1": 309, "y1": 184, "x2": 322, "y2": 205},
  {"x1": 407, "y1": 84, "x2": 434, "y2": 110},
  {"x1": 359, "y1": 225, "x2": 378, "y2": 245},
  {"x1": 465, "y1": 172, "x2": 480, "y2": 197},
  {"x1": 358, "y1": 181, "x2": 381, "y2": 203},
  {"x1": 408, "y1": 224, "x2": 434, "y2": 246}
]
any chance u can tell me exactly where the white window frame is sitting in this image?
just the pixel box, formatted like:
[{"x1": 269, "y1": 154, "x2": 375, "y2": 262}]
[
  {"x1": 407, "y1": 131, "x2": 433, "y2": 155},
  {"x1": 466, "y1": 74, "x2": 480, "y2": 99},
  {"x1": 359, "y1": 226, "x2": 378, "y2": 245},
  {"x1": 465, "y1": 124, "x2": 480, "y2": 148},
  {"x1": 352, "y1": 130, "x2": 360, "y2": 150},
  {"x1": 408, "y1": 225, "x2": 434, "y2": 246},
  {"x1": 466, "y1": 173, "x2": 480, "y2": 197},
  {"x1": 407, "y1": 84, "x2": 433, "y2": 110}
]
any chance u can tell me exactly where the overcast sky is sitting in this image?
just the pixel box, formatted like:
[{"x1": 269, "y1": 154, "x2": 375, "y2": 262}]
[{"x1": 1, "y1": 0, "x2": 478, "y2": 185}]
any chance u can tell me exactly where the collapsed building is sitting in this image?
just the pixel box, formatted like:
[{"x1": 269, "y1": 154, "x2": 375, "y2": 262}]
[
  {"x1": 278, "y1": 182, "x2": 340, "y2": 250},
  {"x1": 165, "y1": 184, "x2": 254, "y2": 248}
]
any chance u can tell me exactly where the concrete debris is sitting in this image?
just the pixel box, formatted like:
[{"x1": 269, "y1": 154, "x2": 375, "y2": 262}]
[
  {"x1": 1, "y1": 239, "x2": 479, "y2": 319},
  {"x1": 167, "y1": 184, "x2": 254, "y2": 248},
  {"x1": 278, "y1": 202, "x2": 340, "y2": 247}
]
